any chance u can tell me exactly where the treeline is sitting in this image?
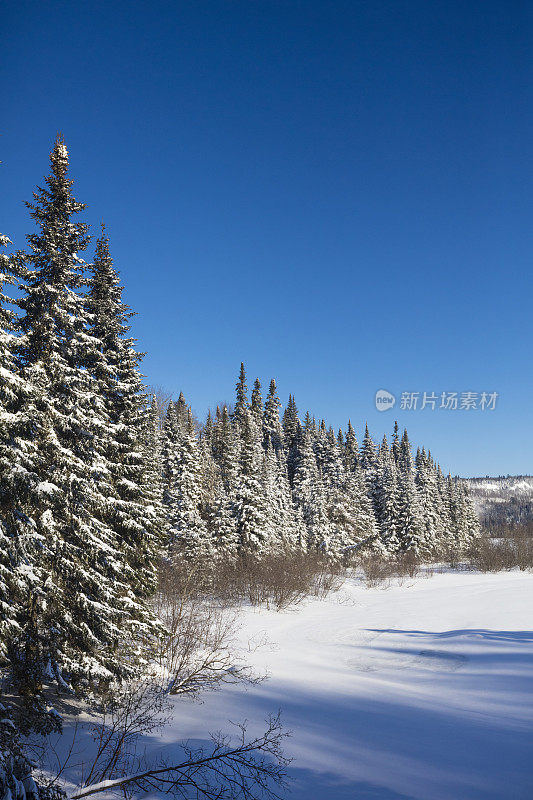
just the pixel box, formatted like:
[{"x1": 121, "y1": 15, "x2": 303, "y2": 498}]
[
  {"x1": 157, "y1": 369, "x2": 480, "y2": 563},
  {"x1": 0, "y1": 137, "x2": 479, "y2": 799}
]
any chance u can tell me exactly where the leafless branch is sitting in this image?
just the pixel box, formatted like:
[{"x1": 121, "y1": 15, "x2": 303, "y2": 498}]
[{"x1": 72, "y1": 713, "x2": 291, "y2": 800}]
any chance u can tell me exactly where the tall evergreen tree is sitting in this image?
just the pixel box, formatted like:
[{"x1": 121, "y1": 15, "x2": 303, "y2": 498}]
[
  {"x1": 373, "y1": 440, "x2": 400, "y2": 552},
  {"x1": 282, "y1": 394, "x2": 301, "y2": 482},
  {"x1": 141, "y1": 395, "x2": 165, "y2": 542},
  {"x1": 234, "y1": 410, "x2": 267, "y2": 551},
  {"x1": 0, "y1": 236, "x2": 47, "y2": 725},
  {"x1": 209, "y1": 479, "x2": 239, "y2": 558},
  {"x1": 0, "y1": 235, "x2": 28, "y2": 659},
  {"x1": 321, "y1": 427, "x2": 344, "y2": 486},
  {"x1": 293, "y1": 430, "x2": 332, "y2": 551},
  {"x1": 233, "y1": 362, "x2": 248, "y2": 427},
  {"x1": 391, "y1": 420, "x2": 401, "y2": 465},
  {"x1": 16, "y1": 136, "x2": 145, "y2": 691},
  {"x1": 263, "y1": 378, "x2": 283, "y2": 452},
  {"x1": 168, "y1": 410, "x2": 212, "y2": 560},
  {"x1": 215, "y1": 405, "x2": 239, "y2": 493},
  {"x1": 175, "y1": 391, "x2": 188, "y2": 430},
  {"x1": 282, "y1": 394, "x2": 299, "y2": 447},
  {"x1": 415, "y1": 448, "x2": 444, "y2": 552},
  {"x1": 395, "y1": 432, "x2": 426, "y2": 554},
  {"x1": 326, "y1": 474, "x2": 379, "y2": 557},
  {"x1": 360, "y1": 424, "x2": 377, "y2": 471},
  {"x1": 251, "y1": 378, "x2": 263, "y2": 423},
  {"x1": 343, "y1": 420, "x2": 359, "y2": 473},
  {"x1": 87, "y1": 226, "x2": 160, "y2": 597}
]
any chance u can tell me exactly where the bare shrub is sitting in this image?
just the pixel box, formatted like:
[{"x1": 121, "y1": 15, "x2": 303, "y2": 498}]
[
  {"x1": 359, "y1": 550, "x2": 422, "y2": 587},
  {"x1": 359, "y1": 556, "x2": 395, "y2": 588},
  {"x1": 470, "y1": 533, "x2": 533, "y2": 572},
  {"x1": 153, "y1": 560, "x2": 255, "y2": 696},
  {"x1": 395, "y1": 550, "x2": 422, "y2": 579},
  {"x1": 311, "y1": 556, "x2": 345, "y2": 599},
  {"x1": 433, "y1": 543, "x2": 464, "y2": 570},
  {"x1": 206, "y1": 552, "x2": 344, "y2": 611},
  {"x1": 509, "y1": 529, "x2": 533, "y2": 570}
]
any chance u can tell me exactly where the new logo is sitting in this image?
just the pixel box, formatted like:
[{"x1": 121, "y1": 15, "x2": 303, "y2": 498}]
[{"x1": 375, "y1": 389, "x2": 396, "y2": 412}]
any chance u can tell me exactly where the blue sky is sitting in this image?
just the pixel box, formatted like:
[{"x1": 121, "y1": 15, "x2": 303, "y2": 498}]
[{"x1": 1, "y1": 0, "x2": 532, "y2": 477}]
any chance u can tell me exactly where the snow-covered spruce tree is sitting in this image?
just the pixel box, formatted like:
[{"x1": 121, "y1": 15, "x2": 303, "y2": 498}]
[
  {"x1": 325, "y1": 478, "x2": 377, "y2": 558},
  {"x1": 312, "y1": 420, "x2": 328, "y2": 474},
  {"x1": 282, "y1": 393, "x2": 301, "y2": 483},
  {"x1": 435, "y1": 465, "x2": 451, "y2": 539},
  {"x1": 449, "y1": 478, "x2": 480, "y2": 551},
  {"x1": 0, "y1": 235, "x2": 27, "y2": 661},
  {"x1": 167, "y1": 409, "x2": 212, "y2": 560},
  {"x1": 262, "y1": 439, "x2": 301, "y2": 552},
  {"x1": 234, "y1": 410, "x2": 267, "y2": 552},
  {"x1": 281, "y1": 394, "x2": 297, "y2": 445},
  {"x1": 343, "y1": 420, "x2": 359, "y2": 473},
  {"x1": 463, "y1": 481, "x2": 481, "y2": 545},
  {"x1": 261, "y1": 440, "x2": 280, "y2": 549},
  {"x1": 163, "y1": 400, "x2": 206, "y2": 558},
  {"x1": 0, "y1": 234, "x2": 65, "y2": 800},
  {"x1": 277, "y1": 455, "x2": 305, "y2": 551},
  {"x1": 213, "y1": 404, "x2": 239, "y2": 494},
  {"x1": 306, "y1": 480, "x2": 332, "y2": 554},
  {"x1": 87, "y1": 227, "x2": 161, "y2": 599},
  {"x1": 205, "y1": 405, "x2": 241, "y2": 558},
  {"x1": 391, "y1": 420, "x2": 401, "y2": 465},
  {"x1": 162, "y1": 400, "x2": 180, "y2": 539},
  {"x1": 233, "y1": 362, "x2": 248, "y2": 428},
  {"x1": 372, "y1": 439, "x2": 400, "y2": 553},
  {"x1": 395, "y1": 430, "x2": 426, "y2": 554},
  {"x1": 175, "y1": 391, "x2": 188, "y2": 430},
  {"x1": 142, "y1": 395, "x2": 165, "y2": 526},
  {"x1": 303, "y1": 410, "x2": 316, "y2": 435},
  {"x1": 360, "y1": 424, "x2": 377, "y2": 472},
  {"x1": 198, "y1": 415, "x2": 219, "y2": 514},
  {"x1": 415, "y1": 448, "x2": 444, "y2": 553},
  {"x1": 321, "y1": 427, "x2": 344, "y2": 486},
  {"x1": 15, "y1": 136, "x2": 149, "y2": 693},
  {"x1": 262, "y1": 379, "x2": 283, "y2": 453},
  {"x1": 201, "y1": 409, "x2": 214, "y2": 450},
  {"x1": 292, "y1": 429, "x2": 331, "y2": 552},
  {"x1": 0, "y1": 698, "x2": 63, "y2": 800},
  {"x1": 250, "y1": 378, "x2": 263, "y2": 425},
  {"x1": 344, "y1": 465, "x2": 380, "y2": 552},
  {"x1": 321, "y1": 425, "x2": 380, "y2": 557},
  {"x1": 209, "y1": 478, "x2": 239, "y2": 559},
  {"x1": 292, "y1": 429, "x2": 318, "y2": 517},
  {"x1": 442, "y1": 474, "x2": 459, "y2": 547}
]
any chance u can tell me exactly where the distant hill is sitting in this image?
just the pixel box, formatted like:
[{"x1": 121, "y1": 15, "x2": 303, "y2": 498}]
[{"x1": 464, "y1": 476, "x2": 533, "y2": 530}]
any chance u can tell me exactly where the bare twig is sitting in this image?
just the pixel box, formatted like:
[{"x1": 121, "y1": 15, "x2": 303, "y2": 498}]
[{"x1": 72, "y1": 714, "x2": 290, "y2": 800}]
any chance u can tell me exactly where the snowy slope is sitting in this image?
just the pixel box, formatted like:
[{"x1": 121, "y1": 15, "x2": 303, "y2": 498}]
[{"x1": 54, "y1": 571, "x2": 533, "y2": 800}]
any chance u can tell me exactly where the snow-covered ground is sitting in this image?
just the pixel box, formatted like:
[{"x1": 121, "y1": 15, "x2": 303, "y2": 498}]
[{"x1": 55, "y1": 570, "x2": 533, "y2": 800}]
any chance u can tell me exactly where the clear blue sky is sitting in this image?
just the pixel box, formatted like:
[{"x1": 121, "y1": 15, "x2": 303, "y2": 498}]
[{"x1": 2, "y1": 0, "x2": 532, "y2": 477}]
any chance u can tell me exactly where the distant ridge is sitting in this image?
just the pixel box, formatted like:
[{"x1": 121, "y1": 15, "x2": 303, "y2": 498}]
[{"x1": 464, "y1": 476, "x2": 533, "y2": 529}]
